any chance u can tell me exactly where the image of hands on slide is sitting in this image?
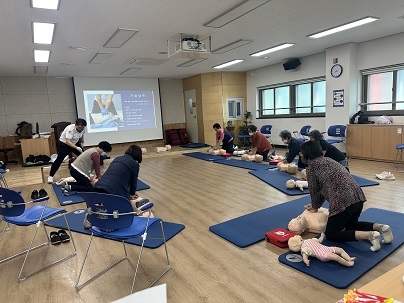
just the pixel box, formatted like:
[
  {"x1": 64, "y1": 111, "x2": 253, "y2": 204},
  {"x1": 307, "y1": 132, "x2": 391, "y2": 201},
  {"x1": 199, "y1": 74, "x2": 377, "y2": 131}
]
[{"x1": 83, "y1": 90, "x2": 156, "y2": 133}]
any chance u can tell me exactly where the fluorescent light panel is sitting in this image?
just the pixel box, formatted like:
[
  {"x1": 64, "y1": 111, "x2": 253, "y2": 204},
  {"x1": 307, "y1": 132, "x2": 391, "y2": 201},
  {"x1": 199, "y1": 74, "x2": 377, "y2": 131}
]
[
  {"x1": 213, "y1": 59, "x2": 244, "y2": 69},
  {"x1": 177, "y1": 58, "x2": 207, "y2": 67},
  {"x1": 204, "y1": 0, "x2": 271, "y2": 28},
  {"x1": 89, "y1": 53, "x2": 111, "y2": 64},
  {"x1": 120, "y1": 68, "x2": 141, "y2": 75},
  {"x1": 250, "y1": 43, "x2": 294, "y2": 57},
  {"x1": 32, "y1": 22, "x2": 55, "y2": 44},
  {"x1": 34, "y1": 66, "x2": 48, "y2": 74},
  {"x1": 34, "y1": 50, "x2": 50, "y2": 62},
  {"x1": 308, "y1": 16, "x2": 380, "y2": 38},
  {"x1": 212, "y1": 39, "x2": 253, "y2": 54},
  {"x1": 31, "y1": 0, "x2": 60, "y2": 10},
  {"x1": 104, "y1": 28, "x2": 139, "y2": 48}
]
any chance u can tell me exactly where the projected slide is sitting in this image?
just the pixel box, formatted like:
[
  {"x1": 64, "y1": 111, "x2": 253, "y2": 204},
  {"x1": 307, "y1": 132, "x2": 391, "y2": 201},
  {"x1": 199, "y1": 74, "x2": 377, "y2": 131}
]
[{"x1": 83, "y1": 90, "x2": 156, "y2": 133}]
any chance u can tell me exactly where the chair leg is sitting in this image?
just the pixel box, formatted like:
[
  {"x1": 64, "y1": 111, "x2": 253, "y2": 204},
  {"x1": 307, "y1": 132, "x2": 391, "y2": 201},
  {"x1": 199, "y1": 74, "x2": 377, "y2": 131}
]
[
  {"x1": 131, "y1": 220, "x2": 171, "y2": 293},
  {"x1": 395, "y1": 149, "x2": 404, "y2": 172},
  {"x1": 17, "y1": 214, "x2": 76, "y2": 281},
  {"x1": 75, "y1": 235, "x2": 128, "y2": 290}
]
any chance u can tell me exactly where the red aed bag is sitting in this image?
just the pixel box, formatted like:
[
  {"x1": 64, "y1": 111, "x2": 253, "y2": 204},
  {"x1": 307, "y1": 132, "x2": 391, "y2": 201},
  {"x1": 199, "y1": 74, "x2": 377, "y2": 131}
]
[
  {"x1": 269, "y1": 159, "x2": 283, "y2": 165},
  {"x1": 265, "y1": 228, "x2": 295, "y2": 248},
  {"x1": 221, "y1": 153, "x2": 231, "y2": 158}
]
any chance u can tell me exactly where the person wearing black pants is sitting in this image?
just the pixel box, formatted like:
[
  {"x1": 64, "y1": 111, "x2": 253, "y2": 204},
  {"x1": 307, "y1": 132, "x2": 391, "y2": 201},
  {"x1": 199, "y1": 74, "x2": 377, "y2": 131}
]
[
  {"x1": 48, "y1": 119, "x2": 86, "y2": 183},
  {"x1": 61, "y1": 141, "x2": 112, "y2": 192}
]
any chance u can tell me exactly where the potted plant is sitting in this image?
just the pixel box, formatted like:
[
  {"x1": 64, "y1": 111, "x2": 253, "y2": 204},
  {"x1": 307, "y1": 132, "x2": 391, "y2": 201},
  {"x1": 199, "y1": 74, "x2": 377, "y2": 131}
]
[
  {"x1": 226, "y1": 120, "x2": 235, "y2": 131},
  {"x1": 244, "y1": 111, "x2": 252, "y2": 123}
]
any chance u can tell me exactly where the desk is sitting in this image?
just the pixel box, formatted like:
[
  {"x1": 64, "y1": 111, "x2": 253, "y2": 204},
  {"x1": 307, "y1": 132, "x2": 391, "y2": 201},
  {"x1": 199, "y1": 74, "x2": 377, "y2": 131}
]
[
  {"x1": 359, "y1": 263, "x2": 404, "y2": 301},
  {"x1": 20, "y1": 138, "x2": 51, "y2": 163}
]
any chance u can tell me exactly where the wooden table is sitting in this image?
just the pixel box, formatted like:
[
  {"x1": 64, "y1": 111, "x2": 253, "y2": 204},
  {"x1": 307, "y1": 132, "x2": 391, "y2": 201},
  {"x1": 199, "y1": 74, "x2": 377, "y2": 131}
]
[
  {"x1": 359, "y1": 263, "x2": 404, "y2": 301},
  {"x1": 20, "y1": 138, "x2": 51, "y2": 163}
]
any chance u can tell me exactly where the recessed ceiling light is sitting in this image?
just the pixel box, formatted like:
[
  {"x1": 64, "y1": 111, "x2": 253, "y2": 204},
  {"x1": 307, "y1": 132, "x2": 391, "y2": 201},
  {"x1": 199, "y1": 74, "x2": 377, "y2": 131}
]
[
  {"x1": 177, "y1": 58, "x2": 207, "y2": 67},
  {"x1": 68, "y1": 46, "x2": 86, "y2": 51},
  {"x1": 31, "y1": 0, "x2": 60, "y2": 10},
  {"x1": 212, "y1": 39, "x2": 253, "y2": 54},
  {"x1": 34, "y1": 50, "x2": 50, "y2": 62},
  {"x1": 89, "y1": 53, "x2": 111, "y2": 64},
  {"x1": 158, "y1": 51, "x2": 168, "y2": 55},
  {"x1": 307, "y1": 16, "x2": 379, "y2": 38},
  {"x1": 125, "y1": 57, "x2": 140, "y2": 65},
  {"x1": 204, "y1": 0, "x2": 271, "y2": 28},
  {"x1": 120, "y1": 68, "x2": 142, "y2": 75},
  {"x1": 32, "y1": 22, "x2": 55, "y2": 44},
  {"x1": 103, "y1": 28, "x2": 139, "y2": 48},
  {"x1": 61, "y1": 62, "x2": 75, "y2": 66},
  {"x1": 250, "y1": 43, "x2": 294, "y2": 57},
  {"x1": 213, "y1": 59, "x2": 244, "y2": 69}
]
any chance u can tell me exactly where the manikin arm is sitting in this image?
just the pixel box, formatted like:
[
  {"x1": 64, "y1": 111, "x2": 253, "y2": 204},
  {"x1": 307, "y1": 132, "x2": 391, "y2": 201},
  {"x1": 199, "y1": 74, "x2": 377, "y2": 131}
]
[{"x1": 302, "y1": 252, "x2": 310, "y2": 266}]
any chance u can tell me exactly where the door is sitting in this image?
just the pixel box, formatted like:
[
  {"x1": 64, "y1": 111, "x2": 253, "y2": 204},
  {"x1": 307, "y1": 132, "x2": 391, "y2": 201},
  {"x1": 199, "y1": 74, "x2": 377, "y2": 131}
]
[{"x1": 184, "y1": 89, "x2": 198, "y2": 143}]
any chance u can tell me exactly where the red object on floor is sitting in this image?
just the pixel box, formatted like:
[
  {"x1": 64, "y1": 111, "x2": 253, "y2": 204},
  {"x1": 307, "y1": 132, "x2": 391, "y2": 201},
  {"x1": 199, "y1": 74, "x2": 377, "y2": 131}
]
[
  {"x1": 269, "y1": 159, "x2": 283, "y2": 165},
  {"x1": 221, "y1": 153, "x2": 231, "y2": 158},
  {"x1": 265, "y1": 228, "x2": 295, "y2": 248}
]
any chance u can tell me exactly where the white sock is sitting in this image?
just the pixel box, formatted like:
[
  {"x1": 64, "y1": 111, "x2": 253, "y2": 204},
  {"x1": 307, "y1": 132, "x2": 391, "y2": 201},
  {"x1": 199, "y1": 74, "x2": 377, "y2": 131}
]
[
  {"x1": 381, "y1": 225, "x2": 394, "y2": 244},
  {"x1": 369, "y1": 231, "x2": 381, "y2": 252}
]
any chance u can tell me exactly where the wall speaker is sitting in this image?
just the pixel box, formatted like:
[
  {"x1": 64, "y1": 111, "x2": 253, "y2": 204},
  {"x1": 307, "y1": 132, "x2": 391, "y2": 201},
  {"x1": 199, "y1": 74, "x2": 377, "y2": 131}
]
[{"x1": 283, "y1": 59, "x2": 301, "y2": 71}]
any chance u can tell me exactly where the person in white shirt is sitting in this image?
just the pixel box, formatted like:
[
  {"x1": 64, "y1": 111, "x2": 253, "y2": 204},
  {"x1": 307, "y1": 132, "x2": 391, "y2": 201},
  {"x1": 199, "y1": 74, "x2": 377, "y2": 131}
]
[{"x1": 48, "y1": 119, "x2": 87, "y2": 183}]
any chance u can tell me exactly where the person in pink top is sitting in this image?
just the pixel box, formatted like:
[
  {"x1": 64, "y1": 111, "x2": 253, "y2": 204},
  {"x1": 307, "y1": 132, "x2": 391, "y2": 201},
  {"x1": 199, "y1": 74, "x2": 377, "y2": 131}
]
[
  {"x1": 213, "y1": 123, "x2": 234, "y2": 153},
  {"x1": 247, "y1": 125, "x2": 272, "y2": 160},
  {"x1": 288, "y1": 233, "x2": 356, "y2": 267}
]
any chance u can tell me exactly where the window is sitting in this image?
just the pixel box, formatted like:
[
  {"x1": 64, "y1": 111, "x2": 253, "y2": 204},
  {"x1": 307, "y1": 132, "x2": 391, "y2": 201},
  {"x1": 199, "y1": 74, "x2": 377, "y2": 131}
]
[
  {"x1": 362, "y1": 65, "x2": 404, "y2": 114},
  {"x1": 227, "y1": 98, "x2": 244, "y2": 120},
  {"x1": 258, "y1": 78, "x2": 325, "y2": 118}
]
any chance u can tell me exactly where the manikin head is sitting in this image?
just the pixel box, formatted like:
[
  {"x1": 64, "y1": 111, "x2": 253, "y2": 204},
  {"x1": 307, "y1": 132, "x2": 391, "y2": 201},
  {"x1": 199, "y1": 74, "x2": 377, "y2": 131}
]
[
  {"x1": 288, "y1": 235, "x2": 304, "y2": 252},
  {"x1": 288, "y1": 215, "x2": 308, "y2": 235},
  {"x1": 286, "y1": 179, "x2": 295, "y2": 189}
]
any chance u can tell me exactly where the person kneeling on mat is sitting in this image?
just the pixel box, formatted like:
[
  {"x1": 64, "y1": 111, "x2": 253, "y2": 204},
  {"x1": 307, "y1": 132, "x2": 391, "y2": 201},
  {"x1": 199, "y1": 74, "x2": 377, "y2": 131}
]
[
  {"x1": 247, "y1": 124, "x2": 272, "y2": 161},
  {"x1": 213, "y1": 123, "x2": 234, "y2": 154},
  {"x1": 300, "y1": 140, "x2": 393, "y2": 251},
  {"x1": 60, "y1": 141, "x2": 112, "y2": 193}
]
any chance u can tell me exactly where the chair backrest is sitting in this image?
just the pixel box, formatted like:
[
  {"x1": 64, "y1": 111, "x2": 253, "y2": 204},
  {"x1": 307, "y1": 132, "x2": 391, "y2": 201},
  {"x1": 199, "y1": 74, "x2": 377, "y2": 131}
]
[
  {"x1": 79, "y1": 192, "x2": 136, "y2": 230},
  {"x1": 51, "y1": 122, "x2": 71, "y2": 153},
  {"x1": 300, "y1": 125, "x2": 311, "y2": 137},
  {"x1": 327, "y1": 125, "x2": 346, "y2": 137},
  {"x1": 0, "y1": 188, "x2": 26, "y2": 217},
  {"x1": 260, "y1": 125, "x2": 272, "y2": 135}
]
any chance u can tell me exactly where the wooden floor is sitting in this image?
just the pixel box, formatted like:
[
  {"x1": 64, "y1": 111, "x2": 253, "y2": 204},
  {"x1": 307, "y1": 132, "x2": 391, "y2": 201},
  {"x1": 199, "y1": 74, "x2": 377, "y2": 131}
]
[{"x1": 0, "y1": 148, "x2": 403, "y2": 303}]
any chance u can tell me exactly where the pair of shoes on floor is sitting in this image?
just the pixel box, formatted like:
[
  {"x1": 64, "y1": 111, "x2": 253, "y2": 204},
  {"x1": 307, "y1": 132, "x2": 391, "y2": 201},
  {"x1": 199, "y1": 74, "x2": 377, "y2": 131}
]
[
  {"x1": 375, "y1": 171, "x2": 395, "y2": 180},
  {"x1": 50, "y1": 230, "x2": 70, "y2": 245},
  {"x1": 31, "y1": 188, "x2": 48, "y2": 199}
]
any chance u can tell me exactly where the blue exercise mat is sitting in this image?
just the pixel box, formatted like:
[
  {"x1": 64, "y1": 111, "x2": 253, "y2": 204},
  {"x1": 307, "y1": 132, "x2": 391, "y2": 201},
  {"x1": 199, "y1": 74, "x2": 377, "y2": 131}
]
[
  {"x1": 53, "y1": 179, "x2": 151, "y2": 206},
  {"x1": 279, "y1": 208, "x2": 404, "y2": 289},
  {"x1": 351, "y1": 175, "x2": 379, "y2": 187},
  {"x1": 45, "y1": 209, "x2": 185, "y2": 249},
  {"x1": 249, "y1": 170, "x2": 310, "y2": 196},
  {"x1": 209, "y1": 196, "x2": 326, "y2": 248},
  {"x1": 214, "y1": 158, "x2": 277, "y2": 170},
  {"x1": 183, "y1": 152, "x2": 223, "y2": 161},
  {"x1": 180, "y1": 143, "x2": 210, "y2": 148},
  {"x1": 249, "y1": 170, "x2": 379, "y2": 195}
]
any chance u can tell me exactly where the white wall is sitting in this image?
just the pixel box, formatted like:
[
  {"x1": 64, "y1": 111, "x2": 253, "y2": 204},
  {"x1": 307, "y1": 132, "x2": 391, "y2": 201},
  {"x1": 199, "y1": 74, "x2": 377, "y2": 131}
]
[
  {"x1": 247, "y1": 52, "x2": 326, "y2": 145},
  {"x1": 247, "y1": 32, "x2": 404, "y2": 146},
  {"x1": 159, "y1": 79, "x2": 185, "y2": 125}
]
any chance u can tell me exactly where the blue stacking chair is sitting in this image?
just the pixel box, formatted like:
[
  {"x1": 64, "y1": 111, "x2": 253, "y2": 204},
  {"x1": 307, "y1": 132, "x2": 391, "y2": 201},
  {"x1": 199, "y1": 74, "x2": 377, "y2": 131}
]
[
  {"x1": 260, "y1": 125, "x2": 273, "y2": 145},
  {"x1": 293, "y1": 125, "x2": 311, "y2": 142},
  {"x1": 237, "y1": 128, "x2": 251, "y2": 148},
  {"x1": 325, "y1": 125, "x2": 346, "y2": 146},
  {"x1": 0, "y1": 188, "x2": 76, "y2": 281},
  {"x1": 76, "y1": 192, "x2": 170, "y2": 294},
  {"x1": 395, "y1": 144, "x2": 404, "y2": 171},
  {"x1": 0, "y1": 168, "x2": 8, "y2": 188}
]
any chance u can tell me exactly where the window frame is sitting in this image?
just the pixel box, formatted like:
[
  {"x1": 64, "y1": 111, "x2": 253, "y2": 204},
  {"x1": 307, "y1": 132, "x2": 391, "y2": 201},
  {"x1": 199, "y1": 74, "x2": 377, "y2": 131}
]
[
  {"x1": 257, "y1": 77, "x2": 326, "y2": 119},
  {"x1": 361, "y1": 64, "x2": 404, "y2": 116},
  {"x1": 227, "y1": 98, "x2": 244, "y2": 121}
]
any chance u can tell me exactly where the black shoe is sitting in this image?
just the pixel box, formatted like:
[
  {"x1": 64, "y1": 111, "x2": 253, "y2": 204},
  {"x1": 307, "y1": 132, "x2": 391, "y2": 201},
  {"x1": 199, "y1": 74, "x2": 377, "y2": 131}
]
[
  {"x1": 38, "y1": 188, "x2": 48, "y2": 198},
  {"x1": 135, "y1": 198, "x2": 150, "y2": 209},
  {"x1": 50, "y1": 231, "x2": 61, "y2": 245},
  {"x1": 58, "y1": 230, "x2": 70, "y2": 242},
  {"x1": 31, "y1": 190, "x2": 39, "y2": 199}
]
